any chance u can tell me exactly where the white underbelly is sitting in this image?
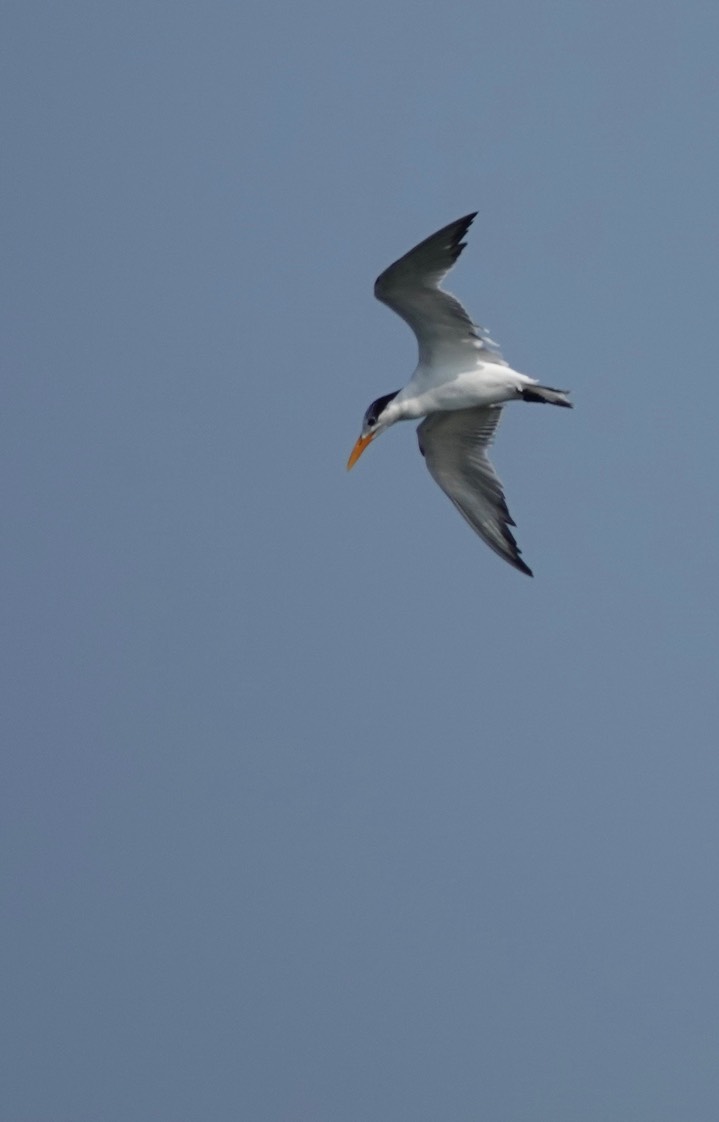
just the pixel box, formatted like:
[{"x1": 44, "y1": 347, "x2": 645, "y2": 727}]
[{"x1": 397, "y1": 365, "x2": 534, "y2": 417}]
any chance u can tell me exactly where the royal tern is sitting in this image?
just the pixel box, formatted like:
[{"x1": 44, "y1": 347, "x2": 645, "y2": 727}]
[{"x1": 347, "y1": 213, "x2": 572, "y2": 576}]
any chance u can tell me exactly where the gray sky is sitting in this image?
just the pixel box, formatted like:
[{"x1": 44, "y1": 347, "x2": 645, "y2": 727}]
[{"x1": 3, "y1": 1, "x2": 719, "y2": 1119}]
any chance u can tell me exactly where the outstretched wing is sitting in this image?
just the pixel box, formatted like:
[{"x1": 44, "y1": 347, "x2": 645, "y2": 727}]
[
  {"x1": 374, "y1": 213, "x2": 505, "y2": 368},
  {"x1": 417, "y1": 406, "x2": 532, "y2": 576}
]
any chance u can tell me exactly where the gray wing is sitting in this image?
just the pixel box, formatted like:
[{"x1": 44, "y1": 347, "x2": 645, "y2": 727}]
[
  {"x1": 417, "y1": 406, "x2": 532, "y2": 576},
  {"x1": 374, "y1": 213, "x2": 506, "y2": 368}
]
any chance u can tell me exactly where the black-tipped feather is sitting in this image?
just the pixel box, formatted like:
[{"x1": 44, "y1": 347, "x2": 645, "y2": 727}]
[
  {"x1": 417, "y1": 406, "x2": 533, "y2": 576},
  {"x1": 373, "y1": 213, "x2": 504, "y2": 367}
]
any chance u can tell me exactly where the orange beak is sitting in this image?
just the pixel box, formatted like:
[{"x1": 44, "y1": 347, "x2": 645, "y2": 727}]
[{"x1": 346, "y1": 431, "x2": 375, "y2": 470}]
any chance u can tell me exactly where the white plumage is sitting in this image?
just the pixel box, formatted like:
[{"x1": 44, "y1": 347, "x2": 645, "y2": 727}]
[{"x1": 347, "y1": 213, "x2": 572, "y2": 576}]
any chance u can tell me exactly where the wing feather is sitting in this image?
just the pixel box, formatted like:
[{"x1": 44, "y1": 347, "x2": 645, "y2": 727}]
[
  {"x1": 417, "y1": 406, "x2": 532, "y2": 576},
  {"x1": 374, "y1": 214, "x2": 505, "y2": 368}
]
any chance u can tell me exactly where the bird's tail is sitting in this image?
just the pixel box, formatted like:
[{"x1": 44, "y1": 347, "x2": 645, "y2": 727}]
[{"x1": 521, "y1": 384, "x2": 573, "y2": 408}]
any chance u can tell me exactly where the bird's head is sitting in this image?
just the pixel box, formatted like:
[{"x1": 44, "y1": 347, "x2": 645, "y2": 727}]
[{"x1": 346, "y1": 391, "x2": 400, "y2": 470}]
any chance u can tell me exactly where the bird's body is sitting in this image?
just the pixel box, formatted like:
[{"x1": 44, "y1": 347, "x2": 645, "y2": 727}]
[
  {"x1": 347, "y1": 213, "x2": 572, "y2": 576},
  {"x1": 385, "y1": 363, "x2": 531, "y2": 419}
]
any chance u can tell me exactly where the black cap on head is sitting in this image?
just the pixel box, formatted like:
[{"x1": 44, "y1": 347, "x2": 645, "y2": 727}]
[{"x1": 364, "y1": 390, "x2": 400, "y2": 429}]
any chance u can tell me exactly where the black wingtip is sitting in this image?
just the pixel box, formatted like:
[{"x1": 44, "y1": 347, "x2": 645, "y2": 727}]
[
  {"x1": 455, "y1": 212, "x2": 478, "y2": 239},
  {"x1": 503, "y1": 529, "x2": 533, "y2": 577},
  {"x1": 508, "y1": 549, "x2": 533, "y2": 577},
  {"x1": 447, "y1": 212, "x2": 478, "y2": 262}
]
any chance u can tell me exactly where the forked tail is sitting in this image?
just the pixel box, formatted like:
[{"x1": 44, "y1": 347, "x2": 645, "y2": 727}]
[{"x1": 521, "y1": 384, "x2": 573, "y2": 408}]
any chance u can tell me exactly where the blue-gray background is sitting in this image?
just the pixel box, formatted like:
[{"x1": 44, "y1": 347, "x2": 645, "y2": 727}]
[{"x1": 3, "y1": 2, "x2": 719, "y2": 1119}]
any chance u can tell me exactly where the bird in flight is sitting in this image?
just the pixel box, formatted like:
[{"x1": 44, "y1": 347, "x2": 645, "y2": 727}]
[{"x1": 347, "y1": 213, "x2": 572, "y2": 576}]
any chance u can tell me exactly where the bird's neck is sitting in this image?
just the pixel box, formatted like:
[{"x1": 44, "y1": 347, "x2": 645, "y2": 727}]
[{"x1": 382, "y1": 391, "x2": 424, "y2": 423}]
